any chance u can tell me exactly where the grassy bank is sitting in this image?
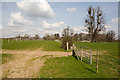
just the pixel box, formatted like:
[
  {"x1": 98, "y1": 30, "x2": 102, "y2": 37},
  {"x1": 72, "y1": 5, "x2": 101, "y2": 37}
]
[{"x1": 2, "y1": 39, "x2": 65, "y2": 51}]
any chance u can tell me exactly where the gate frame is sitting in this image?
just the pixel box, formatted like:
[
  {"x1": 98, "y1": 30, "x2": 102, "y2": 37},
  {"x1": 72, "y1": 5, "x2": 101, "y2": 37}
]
[{"x1": 73, "y1": 44, "x2": 92, "y2": 64}]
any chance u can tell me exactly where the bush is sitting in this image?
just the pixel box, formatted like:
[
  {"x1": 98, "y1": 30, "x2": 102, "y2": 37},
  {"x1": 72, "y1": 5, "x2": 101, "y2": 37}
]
[
  {"x1": 61, "y1": 36, "x2": 73, "y2": 50},
  {"x1": 61, "y1": 27, "x2": 73, "y2": 50}
]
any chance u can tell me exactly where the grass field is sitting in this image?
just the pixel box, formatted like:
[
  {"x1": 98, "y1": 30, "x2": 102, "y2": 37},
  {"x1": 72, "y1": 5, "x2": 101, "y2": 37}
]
[
  {"x1": 2, "y1": 39, "x2": 65, "y2": 51},
  {"x1": 39, "y1": 42, "x2": 119, "y2": 78},
  {"x1": 1, "y1": 39, "x2": 119, "y2": 78}
]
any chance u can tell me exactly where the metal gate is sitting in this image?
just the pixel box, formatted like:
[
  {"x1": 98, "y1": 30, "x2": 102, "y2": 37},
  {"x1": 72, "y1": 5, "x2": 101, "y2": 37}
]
[{"x1": 73, "y1": 44, "x2": 92, "y2": 64}]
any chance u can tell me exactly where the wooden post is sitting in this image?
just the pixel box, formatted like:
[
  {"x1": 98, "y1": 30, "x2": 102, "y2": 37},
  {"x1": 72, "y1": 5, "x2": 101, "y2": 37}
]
[
  {"x1": 73, "y1": 44, "x2": 74, "y2": 50},
  {"x1": 74, "y1": 45, "x2": 76, "y2": 50},
  {"x1": 81, "y1": 49, "x2": 83, "y2": 62},
  {"x1": 66, "y1": 42, "x2": 69, "y2": 51},
  {"x1": 8, "y1": 39, "x2": 9, "y2": 43},
  {"x1": 96, "y1": 51, "x2": 99, "y2": 74},
  {"x1": 90, "y1": 51, "x2": 92, "y2": 64},
  {"x1": 76, "y1": 49, "x2": 79, "y2": 60},
  {"x1": 72, "y1": 44, "x2": 75, "y2": 56}
]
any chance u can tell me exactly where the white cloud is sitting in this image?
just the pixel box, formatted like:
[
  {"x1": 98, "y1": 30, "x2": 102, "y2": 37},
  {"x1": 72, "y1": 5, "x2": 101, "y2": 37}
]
[
  {"x1": 73, "y1": 26, "x2": 88, "y2": 34},
  {"x1": 37, "y1": 28, "x2": 44, "y2": 32},
  {"x1": 111, "y1": 18, "x2": 120, "y2": 24},
  {"x1": 19, "y1": 29, "x2": 26, "y2": 32},
  {"x1": 44, "y1": 29, "x2": 55, "y2": 34},
  {"x1": 99, "y1": 30, "x2": 106, "y2": 34},
  {"x1": 16, "y1": 0, "x2": 55, "y2": 19},
  {"x1": 37, "y1": 21, "x2": 65, "y2": 36},
  {"x1": 43, "y1": 29, "x2": 62, "y2": 35},
  {"x1": 0, "y1": 25, "x2": 3, "y2": 30},
  {"x1": 73, "y1": 27, "x2": 81, "y2": 32},
  {"x1": 99, "y1": 24, "x2": 113, "y2": 34},
  {"x1": 4, "y1": 26, "x2": 26, "y2": 33},
  {"x1": 2, "y1": 26, "x2": 27, "y2": 38},
  {"x1": 41, "y1": 21, "x2": 66, "y2": 29},
  {"x1": 73, "y1": 25, "x2": 112, "y2": 34},
  {"x1": 104, "y1": 24, "x2": 112, "y2": 29},
  {"x1": 8, "y1": 12, "x2": 33, "y2": 27},
  {"x1": 66, "y1": 8, "x2": 76, "y2": 12}
]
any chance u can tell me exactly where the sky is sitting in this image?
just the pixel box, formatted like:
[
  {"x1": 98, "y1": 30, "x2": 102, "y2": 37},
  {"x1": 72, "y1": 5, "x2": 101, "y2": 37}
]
[{"x1": 0, "y1": 0, "x2": 119, "y2": 38}]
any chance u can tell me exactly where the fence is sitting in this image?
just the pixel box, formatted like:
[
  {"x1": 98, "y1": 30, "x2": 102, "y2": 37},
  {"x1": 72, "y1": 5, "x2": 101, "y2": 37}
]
[{"x1": 73, "y1": 44, "x2": 92, "y2": 64}]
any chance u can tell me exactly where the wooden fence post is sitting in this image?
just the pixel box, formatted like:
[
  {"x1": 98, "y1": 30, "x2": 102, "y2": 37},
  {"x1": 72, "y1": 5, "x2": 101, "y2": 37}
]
[
  {"x1": 96, "y1": 51, "x2": 99, "y2": 74},
  {"x1": 74, "y1": 45, "x2": 76, "y2": 50},
  {"x1": 66, "y1": 42, "x2": 69, "y2": 51},
  {"x1": 73, "y1": 44, "x2": 74, "y2": 50},
  {"x1": 8, "y1": 39, "x2": 9, "y2": 44},
  {"x1": 90, "y1": 51, "x2": 92, "y2": 64},
  {"x1": 72, "y1": 44, "x2": 75, "y2": 56}
]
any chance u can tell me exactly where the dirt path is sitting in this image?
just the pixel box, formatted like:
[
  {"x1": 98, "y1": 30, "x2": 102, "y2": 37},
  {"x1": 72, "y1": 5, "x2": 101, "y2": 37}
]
[{"x1": 1, "y1": 49, "x2": 72, "y2": 78}]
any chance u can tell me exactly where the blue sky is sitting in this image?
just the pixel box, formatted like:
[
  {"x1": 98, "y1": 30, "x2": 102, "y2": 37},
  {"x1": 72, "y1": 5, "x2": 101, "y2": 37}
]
[
  {"x1": 1, "y1": 0, "x2": 120, "y2": 2},
  {"x1": 0, "y1": 0, "x2": 119, "y2": 38}
]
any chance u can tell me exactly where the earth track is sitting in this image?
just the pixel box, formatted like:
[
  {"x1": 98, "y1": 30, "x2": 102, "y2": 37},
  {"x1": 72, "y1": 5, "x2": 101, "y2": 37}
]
[{"x1": 1, "y1": 49, "x2": 72, "y2": 78}]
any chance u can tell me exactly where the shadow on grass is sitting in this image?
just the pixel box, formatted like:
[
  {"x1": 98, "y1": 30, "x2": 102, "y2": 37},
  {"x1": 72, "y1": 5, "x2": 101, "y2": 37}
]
[
  {"x1": 72, "y1": 50, "x2": 79, "y2": 60},
  {"x1": 72, "y1": 50, "x2": 90, "y2": 64},
  {"x1": 85, "y1": 68, "x2": 96, "y2": 73},
  {"x1": 72, "y1": 50, "x2": 96, "y2": 74},
  {"x1": 80, "y1": 57, "x2": 90, "y2": 64}
]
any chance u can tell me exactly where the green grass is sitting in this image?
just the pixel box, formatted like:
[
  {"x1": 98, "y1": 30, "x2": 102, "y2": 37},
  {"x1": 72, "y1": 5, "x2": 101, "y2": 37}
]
[
  {"x1": 74, "y1": 42, "x2": 118, "y2": 55},
  {"x1": 2, "y1": 39, "x2": 119, "y2": 78},
  {"x1": 40, "y1": 56, "x2": 118, "y2": 78},
  {"x1": 39, "y1": 42, "x2": 119, "y2": 78},
  {"x1": 2, "y1": 39, "x2": 65, "y2": 51},
  {"x1": 0, "y1": 54, "x2": 14, "y2": 64}
]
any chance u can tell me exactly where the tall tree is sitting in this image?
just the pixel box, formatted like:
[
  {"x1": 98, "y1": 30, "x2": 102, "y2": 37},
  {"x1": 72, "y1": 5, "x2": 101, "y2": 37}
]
[{"x1": 85, "y1": 6, "x2": 105, "y2": 42}]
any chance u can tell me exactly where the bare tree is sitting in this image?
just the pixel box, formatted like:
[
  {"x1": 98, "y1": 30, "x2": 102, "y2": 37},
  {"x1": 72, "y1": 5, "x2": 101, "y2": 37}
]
[
  {"x1": 54, "y1": 33, "x2": 60, "y2": 40},
  {"x1": 73, "y1": 33, "x2": 79, "y2": 41},
  {"x1": 106, "y1": 30, "x2": 115, "y2": 42},
  {"x1": 43, "y1": 34, "x2": 50, "y2": 40},
  {"x1": 85, "y1": 6, "x2": 105, "y2": 42},
  {"x1": 35, "y1": 34, "x2": 40, "y2": 40},
  {"x1": 97, "y1": 33, "x2": 106, "y2": 42},
  {"x1": 24, "y1": 34, "x2": 30, "y2": 40}
]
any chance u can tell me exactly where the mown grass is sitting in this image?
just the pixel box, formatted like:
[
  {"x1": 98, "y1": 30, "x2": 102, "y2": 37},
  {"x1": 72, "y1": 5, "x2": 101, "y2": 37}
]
[
  {"x1": 39, "y1": 42, "x2": 119, "y2": 78},
  {"x1": 2, "y1": 39, "x2": 65, "y2": 51}
]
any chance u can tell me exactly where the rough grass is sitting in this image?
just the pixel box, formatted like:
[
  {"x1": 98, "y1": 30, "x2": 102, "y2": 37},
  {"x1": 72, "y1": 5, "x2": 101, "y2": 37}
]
[
  {"x1": 2, "y1": 39, "x2": 65, "y2": 51},
  {"x1": 0, "y1": 54, "x2": 14, "y2": 64},
  {"x1": 39, "y1": 42, "x2": 119, "y2": 78}
]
